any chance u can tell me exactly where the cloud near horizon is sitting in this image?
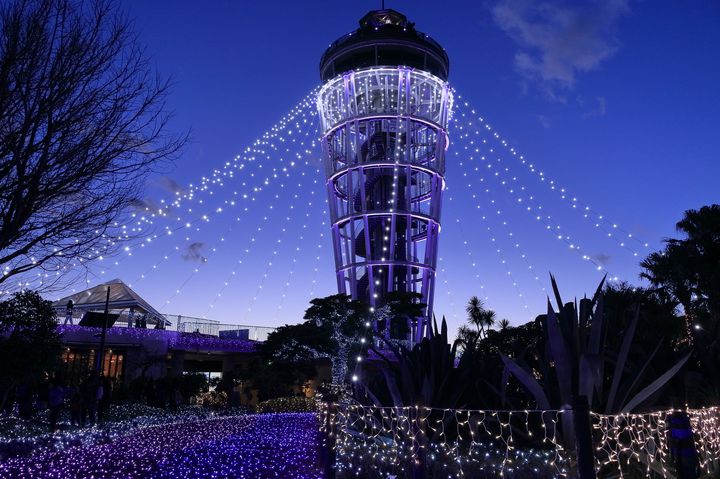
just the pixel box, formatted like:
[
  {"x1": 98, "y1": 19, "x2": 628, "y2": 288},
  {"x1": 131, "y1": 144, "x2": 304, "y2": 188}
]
[{"x1": 491, "y1": 0, "x2": 629, "y2": 93}]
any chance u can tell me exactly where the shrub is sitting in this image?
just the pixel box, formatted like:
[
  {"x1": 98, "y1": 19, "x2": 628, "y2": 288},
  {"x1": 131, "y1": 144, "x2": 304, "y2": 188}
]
[{"x1": 256, "y1": 396, "x2": 317, "y2": 413}]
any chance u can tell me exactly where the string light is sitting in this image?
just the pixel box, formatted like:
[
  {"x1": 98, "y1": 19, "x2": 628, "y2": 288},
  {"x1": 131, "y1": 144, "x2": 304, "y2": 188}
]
[
  {"x1": 453, "y1": 96, "x2": 651, "y2": 259},
  {"x1": 275, "y1": 197, "x2": 328, "y2": 317},
  {"x1": 122, "y1": 102, "x2": 321, "y2": 291},
  {"x1": 451, "y1": 115, "x2": 617, "y2": 280},
  {"x1": 459, "y1": 175, "x2": 546, "y2": 316},
  {"x1": 322, "y1": 403, "x2": 570, "y2": 478},
  {"x1": 11, "y1": 91, "x2": 321, "y2": 296},
  {"x1": 0, "y1": 412, "x2": 322, "y2": 479},
  {"x1": 593, "y1": 407, "x2": 720, "y2": 478}
]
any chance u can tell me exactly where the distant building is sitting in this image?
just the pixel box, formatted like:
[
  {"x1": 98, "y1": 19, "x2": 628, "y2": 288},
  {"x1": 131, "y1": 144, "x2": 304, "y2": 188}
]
[{"x1": 51, "y1": 280, "x2": 329, "y2": 405}]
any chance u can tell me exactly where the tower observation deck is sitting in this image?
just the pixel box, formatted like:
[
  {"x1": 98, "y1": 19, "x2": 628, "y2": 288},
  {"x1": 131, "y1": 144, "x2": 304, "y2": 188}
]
[{"x1": 317, "y1": 10, "x2": 452, "y2": 342}]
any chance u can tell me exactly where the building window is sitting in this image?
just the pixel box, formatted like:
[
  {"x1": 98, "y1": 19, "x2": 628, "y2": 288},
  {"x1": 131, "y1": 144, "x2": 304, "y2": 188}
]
[{"x1": 61, "y1": 348, "x2": 125, "y2": 383}]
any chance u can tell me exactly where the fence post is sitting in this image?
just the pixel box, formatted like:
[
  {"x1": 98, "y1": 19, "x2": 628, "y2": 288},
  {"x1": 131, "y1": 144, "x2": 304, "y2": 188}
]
[
  {"x1": 669, "y1": 410, "x2": 701, "y2": 479},
  {"x1": 573, "y1": 395, "x2": 597, "y2": 479}
]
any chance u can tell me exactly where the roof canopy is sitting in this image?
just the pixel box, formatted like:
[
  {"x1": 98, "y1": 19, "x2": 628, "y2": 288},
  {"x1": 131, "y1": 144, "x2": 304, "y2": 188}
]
[{"x1": 53, "y1": 279, "x2": 169, "y2": 325}]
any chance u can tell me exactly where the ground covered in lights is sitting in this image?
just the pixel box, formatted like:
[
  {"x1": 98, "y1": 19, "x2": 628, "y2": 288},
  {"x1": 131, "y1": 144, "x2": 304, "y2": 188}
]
[{"x1": 0, "y1": 413, "x2": 322, "y2": 479}]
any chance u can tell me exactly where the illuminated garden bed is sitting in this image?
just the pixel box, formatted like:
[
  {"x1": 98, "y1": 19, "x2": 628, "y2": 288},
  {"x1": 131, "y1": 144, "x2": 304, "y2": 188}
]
[{"x1": 0, "y1": 413, "x2": 321, "y2": 479}]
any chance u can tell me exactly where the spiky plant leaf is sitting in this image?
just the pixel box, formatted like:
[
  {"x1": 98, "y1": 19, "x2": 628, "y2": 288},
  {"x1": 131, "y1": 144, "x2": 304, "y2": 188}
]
[
  {"x1": 500, "y1": 353, "x2": 551, "y2": 409},
  {"x1": 579, "y1": 354, "x2": 603, "y2": 401},
  {"x1": 545, "y1": 302, "x2": 574, "y2": 406},
  {"x1": 606, "y1": 305, "x2": 640, "y2": 413},
  {"x1": 550, "y1": 273, "x2": 564, "y2": 312},
  {"x1": 621, "y1": 352, "x2": 692, "y2": 413},
  {"x1": 617, "y1": 339, "x2": 664, "y2": 410},
  {"x1": 588, "y1": 292, "x2": 605, "y2": 356}
]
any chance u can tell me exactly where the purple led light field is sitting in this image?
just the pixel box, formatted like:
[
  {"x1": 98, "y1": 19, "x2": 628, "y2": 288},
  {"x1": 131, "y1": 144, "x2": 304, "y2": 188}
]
[{"x1": 0, "y1": 413, "x2": 321, "y2": 479}]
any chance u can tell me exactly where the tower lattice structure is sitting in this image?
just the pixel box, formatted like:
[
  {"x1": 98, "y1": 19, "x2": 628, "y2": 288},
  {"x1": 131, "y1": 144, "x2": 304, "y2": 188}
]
[{"x1": 318, "y1": 10, "x2": 452, "y2": 342}]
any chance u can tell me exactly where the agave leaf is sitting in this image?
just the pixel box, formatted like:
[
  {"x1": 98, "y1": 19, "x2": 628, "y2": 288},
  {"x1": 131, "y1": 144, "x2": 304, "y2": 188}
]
[
  {"x1": 579, "y1": 354, "x2": 602, "y2": 401},
  {"x1": 550, "y1": 273, "x2": 563, "y2": 312},
  {"x1": 545, "y1": 302, "x2": 573, "y2": 406},
  {"x1": 382, "y1": 367, "x2": 404, "y2": 407},
  {"x1": 621, "y1": 352, "x2": 692, "y2": 413},
  {"x1": 558, "y1": 301, "x2": 576, "y2": 350},
  {"x1": 588, "y1": 293, "x2": 605, "y2": 356},
  {"x1": 589, "y1": 275, "x2": 607, "y2": 310},
  {"x1": 500, "y1": 353, "x2": 551, "y2": 409},
  {"x1": 578, "y1": 296, "x2": 592, "y2": 350},
  {"x1": 606, "y1": 305, "x2": 640, "y2": 413},
  {"x1": 617, "y1": 339, "x2": 664, "y2": 411},
  {"x1": 579, "y1": 296, "x2": 589, "y2": 333}
]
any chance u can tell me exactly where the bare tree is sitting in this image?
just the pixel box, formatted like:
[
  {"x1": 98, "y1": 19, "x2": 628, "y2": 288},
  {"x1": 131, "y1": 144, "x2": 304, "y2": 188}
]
[{"x1": 0, "y1": 0, "x2": 185, "y2": 291}]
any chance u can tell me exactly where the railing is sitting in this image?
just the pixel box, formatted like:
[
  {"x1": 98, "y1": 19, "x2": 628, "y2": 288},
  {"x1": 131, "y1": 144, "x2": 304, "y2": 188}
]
[
  {"x1": 55, "y1": 313, "x2": 277, "y2": 342},
  {"x1": 169, "y1": 315, "x2": 276, "y2": 342}
]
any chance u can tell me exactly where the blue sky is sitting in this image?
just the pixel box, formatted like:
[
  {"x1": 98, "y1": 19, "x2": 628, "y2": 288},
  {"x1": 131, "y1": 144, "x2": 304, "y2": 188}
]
[{"x1": 50, "y1": 1, "x2": 720, "y2": 333}]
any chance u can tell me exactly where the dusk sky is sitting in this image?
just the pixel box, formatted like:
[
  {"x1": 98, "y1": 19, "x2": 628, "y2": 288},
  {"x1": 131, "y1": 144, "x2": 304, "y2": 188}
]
[{"x1": 51, "y1": 0, "x2": 720, "y2": 334}]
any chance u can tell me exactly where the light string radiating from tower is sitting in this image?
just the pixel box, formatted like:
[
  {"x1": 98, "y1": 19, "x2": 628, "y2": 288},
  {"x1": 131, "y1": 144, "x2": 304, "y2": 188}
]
[
  {"x1": 447, "y1": 163, "x2": 534, "y2": 316},
  {"x1": 148, "y1": 113, "x2": 321, "y2": 313},
  {"x1": 450, "y1": 113, "x2": 618, "y2": 280},
  {"x1": 15, "y1": 92, "x2": 320, "y2": 296},
  {"x1": 162, "y1": 155, "x2": 313, "y2": 314},
  {"x1": 453, "y1": 95, "x2": 651, "y2": 260},
  {"x1": 127, "y1": 105, "x2": 320, "y2": 291},
  {"x1": 240, "y1": 165, "x2": 320, "y2": 321},
  {"x1": 274, "y1": 185, "x2": 329, "y2": 319},
  {"x1": 456, "y1": 140, "x2": 548, "y2": 298},
  {"x1": 124, "y1": 102, "x2": 321, "y2": 288}
]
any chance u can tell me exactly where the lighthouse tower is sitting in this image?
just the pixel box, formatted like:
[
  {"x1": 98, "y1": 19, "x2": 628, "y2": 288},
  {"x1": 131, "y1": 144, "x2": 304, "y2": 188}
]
[{"x1": 317, "y1": 10, "x2": 452, "y2": 342}]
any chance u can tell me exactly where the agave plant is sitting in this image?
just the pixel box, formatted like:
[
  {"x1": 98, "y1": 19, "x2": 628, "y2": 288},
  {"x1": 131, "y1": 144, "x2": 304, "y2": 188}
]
[
  {"x1": 350, "y1": 317, "x2": 475, "y2": 479},
  {"x1": 501, "y1": 275, "x2": 691, "y2": 442},
  {"x1": 363, "y1": 315, "x2": 470, "y2": 410}
]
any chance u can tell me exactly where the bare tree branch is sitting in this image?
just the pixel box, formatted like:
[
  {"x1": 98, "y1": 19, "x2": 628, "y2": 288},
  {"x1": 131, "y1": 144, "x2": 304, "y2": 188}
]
[{"x1": 0, "y1": 0, "x2": 187, "y2": 292}]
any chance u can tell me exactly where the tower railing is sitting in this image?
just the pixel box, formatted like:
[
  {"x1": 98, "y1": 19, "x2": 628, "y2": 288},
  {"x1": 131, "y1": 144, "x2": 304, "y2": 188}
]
[{"x1": 318, "y1": 66, "x2": 452, "y2": 341}]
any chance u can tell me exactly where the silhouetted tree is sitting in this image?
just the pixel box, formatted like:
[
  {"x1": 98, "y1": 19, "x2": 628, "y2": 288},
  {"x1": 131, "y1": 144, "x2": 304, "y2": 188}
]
[
  {"x1": 641, "y1": 204, "x2": 720, "y2": 342},
  {"x1": 373, "y1": 291, "x2": 425, "y2": 341},
  {"x1": 455, "y1": 324, "x2": 481, "y2": 352},
  {"x1": 497, "y1": 318, "x2": 511, "y2": 332},
  {"x1": 0, "y1": 0, "x2": 185, "y2": 291},
  {"x1": 263, "y1": 294, "x2": 370, "y2": 384},
  {"x1": 464, "y1": 296, "x2": 497, "y2": 344},
  {"x1": 0, "y1": 290, "x2": 61, "y2": 411}
]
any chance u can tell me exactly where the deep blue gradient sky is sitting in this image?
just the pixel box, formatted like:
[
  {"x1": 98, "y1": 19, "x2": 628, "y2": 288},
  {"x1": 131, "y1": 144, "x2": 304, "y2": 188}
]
[{"x1": 51, "y1": 1, "x2": 720, "y2": 332}]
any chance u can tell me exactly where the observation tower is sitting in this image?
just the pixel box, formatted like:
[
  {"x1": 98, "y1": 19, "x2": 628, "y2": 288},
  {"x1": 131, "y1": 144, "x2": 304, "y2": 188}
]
[{"x1": 317, "y1": 10, "x2": 452, "y2": 342}]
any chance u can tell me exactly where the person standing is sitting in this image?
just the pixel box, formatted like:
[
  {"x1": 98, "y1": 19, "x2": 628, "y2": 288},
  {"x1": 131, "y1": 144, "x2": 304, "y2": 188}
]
[
  {"x1": 69, "y1": 382, "x2": 82, "y2": 427},
  {"x1": 80, "y1": 373, "x2": 100, "y2": 426},
  {"x1": 97, "y1": 375, "x2": 111, "y2": 422}
]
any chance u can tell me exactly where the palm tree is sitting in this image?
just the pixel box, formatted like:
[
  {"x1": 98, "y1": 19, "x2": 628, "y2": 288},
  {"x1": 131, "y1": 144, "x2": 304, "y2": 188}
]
[
  {"x1": 465, "y1": 296, "x2": 497, "y2": 338},
  {"x1": 641, "y1": 204, "x2": 720, "y2": 343},
  {"x1": 456, "y1": 324, "x2": 481, "y2": 352},
  {"x1": 480, "y1": 309, "x2": 496, "y2": 337},
  {"x1": 466, "y1": 296, "x2": 485, "y2": 335},
  {"x1": 640, "y1": 245, "x2": 695, "y2": 341},
  {"x1": 498, "y1": 318, "x2": 511, "y2": 332}
]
